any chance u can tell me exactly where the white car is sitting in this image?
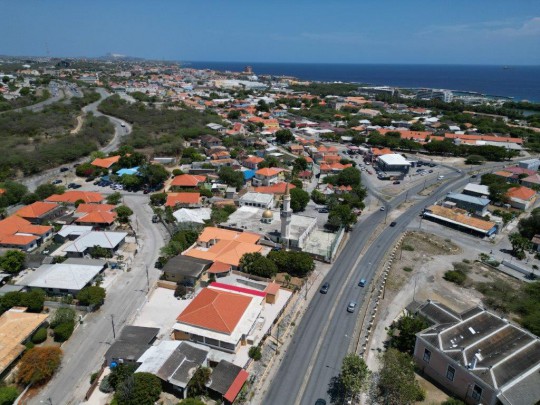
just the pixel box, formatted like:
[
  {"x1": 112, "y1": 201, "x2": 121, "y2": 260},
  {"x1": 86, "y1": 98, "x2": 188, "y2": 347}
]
[
  {"x1": 380, "y1": 206, "x2": 385, "y2": 211},
  {"x1": 120, "y1": 122, "x2": 126, "y2": 127},
  {"x1": 438, "y1": 175, "x2": 444, "y2": 180}
]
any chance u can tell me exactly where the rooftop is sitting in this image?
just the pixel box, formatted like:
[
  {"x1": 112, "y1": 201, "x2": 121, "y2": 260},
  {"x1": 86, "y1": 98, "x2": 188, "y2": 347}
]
[
  {"x1": 172, "y1": 207, "x2": 211, "y2": 224},
  {"x1": 162, "y1": 255, "x2": 212, "y2": 278},
  {"x1": 18, "y1": 261, "x2": 105, "y2": 291},
  {"x1": 207, "y1": 359, "x2": 248, "y2": 401},
  {"x1": 446, "y1": 192, "x2": 490, "y2": 207},
  {"x1": 46, "y1": 191, "x2": 104, "y2": 204},
  {"x1": 165, "y1": 192, "x2": 201, "y2": 207},
  {"x1": 63, "y1": 231, "x2": 127, "y2": 253},
  {"x1": 424, "y1": 205, "x2": 496, "y2": 233},
  {"x1": 15, "y1": 201, "x2": 59, "y2": 219},
  {"x1": 91, "y1": 155, "x2": 120, "y2": 168},
  {"x1": 506, "y1": 186, "x2": 536, "y2": 201},
  {"x1": 170, "y1": 174, "x2": 206, "y2": 187},
  {"x1": 254, "y1": 182, "x2": 296, "y2": 195},
  {"x1": 378, "y1": 153, "x2": 411, "y2": 166}
]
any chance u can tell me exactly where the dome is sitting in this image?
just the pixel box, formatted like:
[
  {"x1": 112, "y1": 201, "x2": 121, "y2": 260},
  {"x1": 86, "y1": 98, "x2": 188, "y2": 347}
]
[{"x1": 262, "y1": 209, "x2": 273, "y2": 219}]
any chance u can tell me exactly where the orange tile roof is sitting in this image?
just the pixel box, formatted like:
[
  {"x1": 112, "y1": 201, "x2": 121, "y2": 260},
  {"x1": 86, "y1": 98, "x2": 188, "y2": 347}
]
[
  {"x1": 264, "y1": 282, "x2": 280, "y2": 295},
  {"x1": 197, "y1": 227, "x2": 261, "y2": 244},
  {"x1": 254, "y1": 182, "x2": 296, "y2": 195},
  {"x1": 506, "y1": 186, "x2": 536, "y2": 201},
  {"x1": 0, "y1": 189, "x2": 5, "y2": 195},
  {"x1": 243, "y1": 156, "x2": 264, "y2": 164},
  {"x1": 170, "y1": 174, "x2": 206, "y2": 187},
  {"x1": 91, "y1": 155, "x2": 121, "y2": 168},
  {"x1": 0, "y1": 216, "x2": 51, "y2": 237},
  {"x1": 75, "y1": 211, "x2": 117, "y2": 224},
  {"x1": 75, "y1": 204, "x2": 116, "y2": 213},
  {"x1": 426, "y1": 205, "x2": 496, "y2": 232},
  {"x1": 0, "y1": 234, "x2": 38, "y2": 246},
  {"x1": 256, "y1": 168, "x2": 282, "y2": 177},
  {"x1": 15, "y1": 202, "x2": 58, "y2": 219},
  {"x1": 207, "y1": 261, "x2": 232, "y2": 274},
  {"x1": 46, "y1": 191, "x2": 104, "y2": 204},
  {"x1": 494, "y1": 171, "x2": 514, "y2": 178},
  {"x1": 177, "y1": 288, "x2": 252, "y2": 334},
  {"x1": 444, "y1": 133, "x2": 523, "y2": 144},
  {"x1": 371, "y1": 147, "x2": 393, "y2": 156},
  {"x1": 165, "y1": 192, "x2": 201, "y2": 207}
]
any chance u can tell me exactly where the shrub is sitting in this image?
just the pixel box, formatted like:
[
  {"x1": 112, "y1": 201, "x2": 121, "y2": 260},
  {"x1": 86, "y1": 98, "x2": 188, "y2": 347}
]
[
  {"x1": 25, "y1": 341, "x2": 34, "y2": 351},
  {"x1": 53, "y1": 321, "x2": 75, "y2": 342},
  {"x1": 31, "y1": 327, "x2": 48, "y2": 344},
  {"x1": 99, "y1": 375, "x2": 114, "y2": 393},
  {"x1": 248, "y1": 346, "x2": 262, "y2": 361},
  {"x1": 0, "y1": 386, "x2": 20, "y2": 405},
  {"x1": 403, "y1": 267, "x2": 413, "y2": 272},
  {"x1": 174, "y1": 284, "x2": 187, "y2": 298},
  {"x1": 444, "y1": 270, "x2": 467, "y2": 285},
  {"x1": 401, "y1": 244, "x2": 414, "y2": 251},
  {"x1": 17, "y1": 347, "x2": 62, "y2": 385},
  {"x1": 50, "y1": 307, "x2": 76, "y2": 328},
  {"x1": 462, "y1": 259, "x2": 471, "y2": 264},
  {"x1": 90, "y1": 371, "x2": 99, "y2": 385},
  {"x1": 77, "y1": 286, "x2": 106, "y2": 307}
]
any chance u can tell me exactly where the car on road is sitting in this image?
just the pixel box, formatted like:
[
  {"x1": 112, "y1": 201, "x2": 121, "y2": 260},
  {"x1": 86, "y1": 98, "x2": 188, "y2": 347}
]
[
  {"x1": 428, "y1": 170, "x2": 434, "y2": 173},
  {"x1": 318, "y1": 208, "x2": 329, "y2": 213},
  {"x1": 121, "y1": 122, "x2": 126, "y2": 127},
  {"x1": 315, "y1": 400, "x2": 327, "y2": 405},
  {"x1": 60, "y1": 167, "x2": 69, "y2": 172},
  {"x1": 390, "y1": 221, "x2": 397, "y2": 227},
  {"x1": 51, "y1": 179, "x2": 62, "y2": 185},
  {"x1": 380, "y1": 206, "x2": 385, "y2": 211},
  {"x1": 471, "y1": 174, "x2": 477, "y2": 178},
  {"x1": 429, "y1": 163, "x2": 436, "y2": 167},
  {"x1": 347, "y1": 301, "x2": 357, "y2": 313},
  {"x1": 152, "y1": 215, "x2": 159, "y2": 223},
  {"x1": 358, "y1": 279, "x2": 366, "y2": 287},
  {"x1": 438, "y1": 175, "x2": 444, "y2": 180},
  {"x1": 67, "y1": 182, "x2": 77, "y2": 188},
  {"x1": 392, "y1": 181, "x2": 401, "y2": 184},
  {"x1": 320, "y1": 282, "x2": 330, "y2": 294}
]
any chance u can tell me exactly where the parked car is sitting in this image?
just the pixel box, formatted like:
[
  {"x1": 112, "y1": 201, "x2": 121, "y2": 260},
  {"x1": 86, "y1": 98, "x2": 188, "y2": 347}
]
[
  {"x1": 51, "y1": 179, "x2": 62, "y2": 185},
  {"x1": 428, "y1": 170, "x2": 434, "y2": 173},
  {"x1": 67, "y1": 183, "x2": 77, "y2": 189},
  {"x1": 438, "y1": 175, "x2": 444, "y2": 180},
  {"x1": 380, "y1": 206, "x2": 385, "y2": 211},
  {"x1": 152, "y1": 215, "x2": 159, "y2": 223},
  {"x1": 315, "y1": 400, "x2": 327, "y2": 405},
  {"x1": 347, "y1": 301, "x2": 357, "y2": 313},
  {"x1": 390, "y1": 221, "x2": 397, "y2": 227},
  {"x1": 471, "y1": 174, "x2": 477, "y2": 179},
  {"x1": 320, "y1": 282, "x2": 330, "y2": 294},
  {"x1": 318, "y1": 208, "x2": 329, "y2": 213},
  {"x1": 60, "y1": 167, "x2": 69, "y2": 172},
  {"x1": 358, "y1": 279, "x2": 366, "y2": 287},
  {"x1": 392, "y1": 181, "x2": 401, "y2": 185},
  {"x1": 85, "y1": 177, "x2": 95, "y2": 182}
]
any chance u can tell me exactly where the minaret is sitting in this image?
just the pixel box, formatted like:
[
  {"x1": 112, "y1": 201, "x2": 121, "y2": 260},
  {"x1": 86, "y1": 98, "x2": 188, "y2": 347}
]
[{"x1": 280, "y1": 183, "x2": 292, "y2": 249}]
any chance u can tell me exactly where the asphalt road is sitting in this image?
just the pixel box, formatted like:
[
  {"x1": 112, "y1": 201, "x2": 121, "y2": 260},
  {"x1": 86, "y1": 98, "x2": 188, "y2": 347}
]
[
  {"x1": 30, "y1": 194, "x2": 165, "y2": 405},
  {"x1": 264, "y1": 167, "x2": 486, "y2": 405}
]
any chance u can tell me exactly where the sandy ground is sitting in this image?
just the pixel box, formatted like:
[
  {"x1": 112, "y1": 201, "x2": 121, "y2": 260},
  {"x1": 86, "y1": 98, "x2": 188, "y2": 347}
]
[{"x1": 70, "y1": 114, "x2": 84, "y2": 134}]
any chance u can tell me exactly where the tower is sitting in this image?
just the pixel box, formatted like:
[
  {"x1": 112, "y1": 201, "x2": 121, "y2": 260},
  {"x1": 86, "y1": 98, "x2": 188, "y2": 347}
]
[{"x1": 280, "y1": 183, "x2": 292, "y2": 248}]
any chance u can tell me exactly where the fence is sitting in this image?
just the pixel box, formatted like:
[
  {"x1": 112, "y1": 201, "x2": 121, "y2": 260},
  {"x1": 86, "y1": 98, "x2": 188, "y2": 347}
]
[
  {"x1": 84, "y1": 361, "x2": 107, "y2": 401},
  {"x1": 44, "y1": 300, "x2": 93, "y2": 312}
]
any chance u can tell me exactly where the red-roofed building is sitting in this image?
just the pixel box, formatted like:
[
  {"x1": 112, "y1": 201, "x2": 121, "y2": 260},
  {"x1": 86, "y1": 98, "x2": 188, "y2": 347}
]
[
  {"x1": 75, "y1": 211, "x2": 117, "y2": 228},
  {"x1": 242, "y1": 156, "x2": 264, "y2": 170},
  {"x1": 170, "y1": 174, "x2": 206, "y2": 190},
  {"x1": 254, "y1": 182, "x2": 296, "y2": 195},
  {"x1": 15, "y1": 202, "x2": 62, "y2": 224},
  {"x1": 253, "y1": 167, "x2": 284, "y2": 186},
  {"x1": 506, "y1": 186, "x2": 537, "y2": 210},
  {"x1": 0, "y1": 216, "x2": 52, "y2": 251},
  {"x1": 206, "y1": 360, "x2": 249, "y2": 404},
  {"x1": 319, "y1": 163, "x2": 353, "y2": 174},
  {"x1": 46, "y1": 191, "x2": 104, "y2": 205},
  {"x1": 91, "y1": 155, "x2": 121, "y2": 169},
  {"x1": 165, "y1": 193, "x2": 202, "y2": 208}
]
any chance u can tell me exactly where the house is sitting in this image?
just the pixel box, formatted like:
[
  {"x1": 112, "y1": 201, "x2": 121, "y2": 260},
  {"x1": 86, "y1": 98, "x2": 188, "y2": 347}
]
[
  {"x1": 200, "y1": 134, "x2": 222, "y2": 148},
  {"x1": 413, "y1": 301, "x2": 540, "y2": 405},
  {"x1": 518, "y1": 158, "x2": 540, "y2": 171},
  {"x1": 172, "y1": 208, "x2": 211, "y2": 225},
  {"x1": 17, "y1": 258, "x2": 107, "y2": 296},
  {"x1": 75, "y1": 211, "x2": 117, "y2": 228},
  {"x1": 423, "y1": 205, "x2": 498, "y2": 237},
  {"x1": 493, "y1": 170, "x2": 516, "y2": 183},
  {"x1": 0, "y1": 216, "x2": 53, "y2": 251},
  {"x1": 376, "y1": 154, "x2": 411, "y2": 174},
  {"x1": 183, "y1": 227, "x2": 262, "y2": 268},
  {"x1": 54, "y1": 225, "x2": 93, "y2": 242},
  {"x1": 319, "y1": 163, "x2": 352, "y2": 175},
  {"x1": 520, "y1": 173, "x2": 540, "y2": 189},
  {"x1": 0, "y1": 308, "x2": 49, "y2": 378},
  {"x1": 297, "y1": 170, "x2": 313, "y2": 181},
  {"x1": 170, "y1": 174, "x2": 206, "y2": 190},
  {"x1": 226, "y1": 123, "x2": 246, "y2": 136},
  {"x1": 15, "y1": 201, "x2": 63, "y2": 224},
  {"x1": 173, "y1": 284, "x2": 266, "y2": 353},
  {"x1": 321, "y1": 184, "x2": 353, "y2": 195},
  {"x1": 206, "y1": 360, "x2": 249, "y2": 404},
  {"x1": 91, "y1": 155, "x2": 121, "y2": 169},
  {"x1": 136, "y1": 340, "x2": 209, "y2": 399},
  {"x1": 162, "y1": 255, "x2": 213, "y2": 286},
  {"x1": 46, "y1": 191, "x2": 104, "y2": 205},
  {"x1": 532, "y1": 234, "x2": 540, "y2": 252},
  {"x1": 105, "y1": 325, "x2": 160, "y2": 366},
  {"x1": 165, "y1": 193, "x2": 202, "y2": 208},
  {"x1": 238, "y1": 192, "x2": 274, "y2": 209},
  {"x1": 444, "y1": 193, "x2": 490, "y2": 216},
  {"x1": 505, "y1": 186, "x2": 536, "y2": 210},
  {"x1": 242, "y1": 156, "x2": 264, "y2": 171},
  {"x1": 63, "y1": 231, "x2": 127, "y2": 257},
  {"x1": 254, "y1": 182, "x2": 296, "y2": 196},
  {"x1": 288, "y1": 145, "x2": 304, "y2": 155},
  {"x1": 462, "y1": 184, "x2": 490, "y2": 198},
  {"x1": 252, "y1": 167, "x2": 283, "y2": 187}
]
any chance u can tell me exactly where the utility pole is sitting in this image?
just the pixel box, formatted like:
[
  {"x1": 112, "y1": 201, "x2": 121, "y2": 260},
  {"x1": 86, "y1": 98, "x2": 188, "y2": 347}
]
[
  {"x1": 384, "y1": 209, "x2": 388, "y2": 224},
  {"x1": 111, "y1": 314, "x2": 116, "y2": 339},
  {"x1": 145, "y1": 265, "x2": 150, "y2": 293}
]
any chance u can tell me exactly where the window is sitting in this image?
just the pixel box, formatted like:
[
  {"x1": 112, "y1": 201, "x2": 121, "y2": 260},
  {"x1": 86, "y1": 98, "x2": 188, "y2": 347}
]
[
  {"x1": 446, "y1": 365, "x2": 456, "y2": 381},
  {"x1": 471, "y1": 384, "x2": 482, "y2": 401},
  {"x1": 423, "y1": 349, "x2": 431, "y2": 363}
]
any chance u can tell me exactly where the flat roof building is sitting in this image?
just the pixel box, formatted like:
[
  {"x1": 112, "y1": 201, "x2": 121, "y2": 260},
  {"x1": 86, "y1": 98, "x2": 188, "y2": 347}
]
[
  {"x1": 445, "y1": 192, "x2": 490, "y2": 216},
  {"x1": 423, "y1": 205, "x2": 498, "y2": 237},
  {"x1": 238, "y1": 192, "x2": 274, "y2": 209}
]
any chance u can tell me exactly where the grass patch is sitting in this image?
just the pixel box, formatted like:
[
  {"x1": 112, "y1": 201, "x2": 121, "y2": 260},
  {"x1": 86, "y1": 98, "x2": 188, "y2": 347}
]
[
  {"x1": 403, "y1": 267, "x2": 413, "y2": 272},
  {"x1": 401, "y1": 244, "x2": 415, "y2": 251}
]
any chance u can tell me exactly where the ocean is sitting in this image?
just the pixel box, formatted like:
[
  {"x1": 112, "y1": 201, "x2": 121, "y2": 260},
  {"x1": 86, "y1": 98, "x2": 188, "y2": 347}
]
[{"x1": 185, "y1": 62, "x2": 540, "y2": 102}]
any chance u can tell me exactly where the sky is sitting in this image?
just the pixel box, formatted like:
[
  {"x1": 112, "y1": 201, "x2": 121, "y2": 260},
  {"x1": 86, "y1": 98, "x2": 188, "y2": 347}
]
[{"x1": 2, "y1": 0, "x2": 540, "y2": 65}]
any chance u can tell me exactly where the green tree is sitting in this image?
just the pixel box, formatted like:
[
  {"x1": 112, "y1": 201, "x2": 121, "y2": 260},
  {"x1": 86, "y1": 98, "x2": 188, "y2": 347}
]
[
  {"x1": 267, "y1": 250, "x2": 315, "y2": 278},
  {"x1": 139, "y1": 164, "x2": 168, "y2": 187},
  {"x1": 335, "y1": 167, "x2": 361, "y2": 187},
  {"x1": 19, "y1": 289, "x2": 45, "y2": 313},
  {"x1": 106, "y1": 192, "x2": 122, "y2": 205},
  {"x1": 115, "y1": 205, "x2": 134, "y2": 223},
  {"x1": 340, "y1": 354, "x2": 371, "y2": 398},
  {"x1": 115, "y1": 372, "x2": 162, "y2": 405},
  {"x1": 50, "y1": 307, "x2": 76, "y2": 328},
  {"x1": 119, "y1": 174, "x2": 142, "y2": 190},
  {"x1": 31, "y1": 327, "x2": 48, "y2": 344},
  {"x1": 53, "y1": 321, "x2": 74, "y2": 342},
  {"x1": 0, "y1": 385, "x2": 19, "y2": 405},
  {"x1": 275, "y1": 129, "x2": 294, "y2": 144},
  {"x1": 218, "y1": 166, "x2": 244, "y2": 190},
  {"x1": 76, "y1": 162, "x2": 98, "y2": 178},
  {"x1": 292, "y1": 156, "x2": 308, "y2": 173},
  {"x1": 186, "y1": 367, "x2": 211, "y2": 398},
  {"x1": 0, "y1": 250, "x2": 26, "y2": 274},
  {"x1": 328, "y1": 205, "x2": 357, "y2": 230},
  {"x1": 108, "y1": 364, "x2": 137, "y2": 390},
  {"x1": 311, "y1": 189, "x2": 327, "y2": 205},
  {"x1": 518, "y1": 208, "x2": 540, "y2": 239},
  {"x1": 378, "y1": 349, "x2": 425, "y2": 404},
  {"x1": 509, "y1": 232, "x2": 532, "y2": 259},
  {"x1": 389, "y1": 314, "x2": 429, "y2": 354},
  {"x1": 35, "y1": 183, "x2": 63, "y2": 200},
  {"x1": 89, "y1": 245, "x2": 112, "y2": 259},
  {"x1": 248, "y1": 346, "x2": 262, "y2": 361},
  {"x1": 239, "y1": 252, "x2": 278, "y2": 278},
  {"x1": 465, "y1": 155, "x2": 486, "y2": 165},
  {"x1": 150, "y1": 192, "x2": 167, "y2": 206},
  {"x1": 16, "y1": 347, "x2": 62, "y2": 386},
  {"x1": 77, "y1": 286, "x2": 106, "y2": 307},
  {"x1": 290, "y1": 188, "x2": 310, "y2": 212},
  {"x1": 227, "y1": 110, "x2": 241, "y2": 120}
]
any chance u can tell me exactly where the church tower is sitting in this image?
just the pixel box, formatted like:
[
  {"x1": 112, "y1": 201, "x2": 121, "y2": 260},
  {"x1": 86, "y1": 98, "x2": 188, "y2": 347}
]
[{"x1": 280, "y1": 183, "x2": 292, "y2": 248}]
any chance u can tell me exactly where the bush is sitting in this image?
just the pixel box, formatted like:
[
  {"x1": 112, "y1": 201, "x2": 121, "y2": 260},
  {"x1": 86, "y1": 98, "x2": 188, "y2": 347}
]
[
  {"x1": 90, "y1": 371, "x2": 99, "y2": 384},
  {"x1": 77, "y1": 286, "x2": 106, "y2": 307},
  {"x1": 401, "y1": 244, "x2": 414, "y2": 251},
  {"x1": 444, "y1": 270, "x2": 467, "y2": 285},
  {"x1": 31, "y1": 327, "x2": 48, "y2": 344},
  {"x1": 248, "y1": 346, "x2": 262, "y2": 361},
  {"x1": 50, "y1": 307, "x2": 76, "y2": 328},
  {"x1": 17, "y1": 347, "x2": 62, "y2": 385},
  {"x1": 99, "y1": 375, "x2": 114, "y2": 393},
  {"x1": 0, "y1": 386, "x2": 20, "y2": 405},
  {"x1": 403, "y1": 267, "x2": 413, "y2": 272},
  {"x1": 114, "y1": 372, "x2": 162, "y2": 405},
  {"x1": 53, "y1": 321, "x2": 75, "y2": 342},
  {"x1": 174, "y1": 284, "x2": 187, "y2": 298}
]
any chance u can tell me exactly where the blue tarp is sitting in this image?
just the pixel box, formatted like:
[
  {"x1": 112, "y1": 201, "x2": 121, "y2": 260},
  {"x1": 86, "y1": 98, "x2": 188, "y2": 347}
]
[
  {"x1": 116, "y1": 166, "x2": 139, "y2": 176},
  {"x1": 243, "y1": 170, "x2": 256, "y2": 180}
]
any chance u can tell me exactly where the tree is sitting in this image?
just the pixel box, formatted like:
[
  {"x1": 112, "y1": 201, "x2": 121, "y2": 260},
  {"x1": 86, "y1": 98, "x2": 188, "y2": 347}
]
[
  {"x1": 115, "y1": 372, "x2": 162, "y2": 405},
  {"x1": 340, "y1": 354, "x2": 371, "y2": 398},
  {"x1": 328, "y1": 205, "x2": 357, "y2": 230},
  {"x1": 150, "y1": 192, "x2": 167, "y2": 206},
  {"x1": 108, "y1": 363, "x2": 137, "y2": 390},
  {"x1": 509, "y1": 232, "x2": 532, "y2": 259},
  {"x1": 267, "y1": 250, "x2": 315, "y2": 278},
  {"x1": 218, "y1": 166, "x2": 244, "y2": 190},
  {"x1": 0, "y1": 250, "x2": 26, "y2": 274},
  {"x1": 106, "y1": 192, "x2": 122, "y2": 205},
  {"x1": 89, "y1": 245, "x2": 112, "y2": 259},
  {"x1": 17, "y1": 347, "x2": 62, "y2": 386},
  {"x1": 53, "y1": 321, "x2": 75, "y2": 342},
  {"x1": 290, "y1": 188, "x2": 310, "y2": 212},
  {"x1": 139, "y1": 164, "x2": 168, "y2": 187},
  {"x1": 76, "y1": 162, "x2": 98, "y2": 178},
  {"x1": 187, "y1": 367, "x2": 211, "y2": 398},
  {"x1": 409, "y1": 122, "x2": 425, "y2": 131},
  {"x1": 275, "y1": 129, "x2": 294, "y2": 144},
  {"x1": 35, "y1": 183, "x2": 63, "y2": 200},
  {"x1": 77, "y1": 286, "x2": 106, "y2": 307},
  {"x1": 119, "y1": 174, "x2": 142, "y2": 190},
  {"x1": 518, "y1": 208, "x2": 540, "y2": 239},
  {"x1": 174, "y1": 284, "x2": 188, "y2": 298},
  {"x1": 115, "y1": 205, "x2": 134, "y2": 223},
  {"x1": 389, "y1": 314, "x2": 429, "y2": 354},
  {"x1": 50, "y1": 307, "x2": 76, "y2": 328},
  {"x1": 465, "y1": 155, "x2": 486, "y2": 165},
  {"x1": 227, "y1": 110, "x2": 241, "y2": 120},
  {"x1": 19, "y1": 289, "x2": 45, "y2": 313},
  {"x1": 31, "y1": 327, "x2": 48, "y2": 344},
  {"x1": 239, "y1": 252, "x2": 278, "y2": 278},
  {"x1": 248, "y1": 346, "x2": 262, "y2": 361},
  {"x1": 378, "y1": 349, "x2": 425, "y2": 404},
  {"x1": 292, "y1": 157, "x2": 308, "y2": 173},
  {"x1": 0, "y1": 386, "x2": 19, "y2": 405},
  {"x1": 335, "y1": 167, "x2": 361, "y2": 187},
  {"x1": 311, "y1": 189, "x2": 327, "y2": 205}
]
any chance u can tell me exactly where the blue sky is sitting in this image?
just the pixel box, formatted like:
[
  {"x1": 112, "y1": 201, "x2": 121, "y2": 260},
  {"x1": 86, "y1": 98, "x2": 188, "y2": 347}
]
[{"x1": 2, "y1": 0, "x2": 540, "y2": 64}]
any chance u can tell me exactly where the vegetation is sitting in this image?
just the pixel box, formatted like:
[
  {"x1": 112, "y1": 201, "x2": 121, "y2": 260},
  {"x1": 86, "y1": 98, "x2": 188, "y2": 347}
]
[
  {"x1": 0, "y1": 180, "x2": 28, "y2": 208},
  {"x1": 267, "y1": 250, "x2": 315, "y2": 278},
  {"x1": 339, "y1": 354, "x2": 370, "y2": 398},
  {"x1": 114, "y1": 372, "x2": 162, "y2": 405},
  {"x1": 114, "y1": 205, "x2": 133, "y2": 223},
  {"x1": 89, "y1": 245, "x2": 112, "y2": 259},
  {"x1": 31, "y1": 327, "x2": 48, "y2": 344},
  {"x1": 0, "y1": 250, "x2": 26, "y2": 274},
  {"x1": 160, "y1": 229, "x2": 199, "y2": 259},
  {"x1": 0, "y1": 289, "x2": 45, "y2": 314},
  {"x1": 388, "y1": 314, "x2": 429, "y2": 354},
  {"x1": 248, "y1": 346, "x2": 262, "y2": 361},
  {"x1": 17, "y1": 346, "x2": 63, "y2": 386},
  {"x1": 518, "y1": 207, "x2": 540, "y2": 239},
  {"x1": 186, "y1": 367, "x2": 211, "y2": 398},
  {"x1": 481, "y1": 173, "x2": 512, "y2": 204},
  {"x1": 239, "y1": 252, "x2": 278, "y2": 278},
  {"x1": 178, "y1": 399, "x2": 205, "y2": 405},
  {"x1": 106, "y1": 192, "x2": 122, "y2": 205},
  {"x1": 289, "y1": 82, "x2": 359, "y2": 97},
  {"x1": 218, "y1": 166, "x2": 244, "y2": 190},
  {"x1": 53, "y1": 321, "x2": 75, "y2": 342},
  {"x1": 508, "y1": 232, "x2": 532, "y2": 259},
  {"x1": 378, "y1": 348, "x2": 425, "y2": 404},
  {"x1": 0, "y1": 386, "x2": 19, "y2": 405},
  {"x1": 275, "y1": 129, "x2": 294, "y2": 144},
  {"x1": 209, "y1": 204, "x2": 236, "y2": 225},
  {"x1": 77, "y1": 286, "x2": 106, "y2": 307},
  {"x1": 290, "y1": 188, "x2": 310, "y2": 212}
]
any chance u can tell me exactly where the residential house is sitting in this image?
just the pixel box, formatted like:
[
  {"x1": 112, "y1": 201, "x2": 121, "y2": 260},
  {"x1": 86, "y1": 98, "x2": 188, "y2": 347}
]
[
  {"x1": 162, "y1": 255, "x2": 212, "y2": 286},
  {"x1": 520, "y1": 173, "x2": 540, "y2": 189},
  {"x1": 242, "y1": 156, "x2": 264, "y2": 171},
  {"x1": 15, "y1": 201, "x2": 63, "y2": 224},
  {"x1": 172, "y1": 208, "x2": 211, "y2": 226},
  {"x1": 319, "y1": 162, "x2": 352, "y2": 175},
  {"x1": 170, "y1": 174, "x2": 206, "y2": 191},
  {"x1": 63, "y1": 231, "x2": 127, "y2": 257},
  {"x1": 413, "y1": 301, "x2": 540, "y2": 405},
  {"x1": 211, "y1": 151, "x2": 231, "y2": 161},
  {"x1": 462, "y1": 184, "x2": 490, "y2": 198},
  {"x1": 0, "y1": 216, "x2": 52, "y2": 251},
  {"x1": 238, "y1": 192, "x2": 274, "y2": 209},
  {"x1": 166, "y1": 193, "x2": 203, "y2": 208},
  {"x1": 444, "y1": 193, "x2": 490, "y2": 216},
  {"x1": 288, "y1": 144, "x2": 304, "y2": 155},
  {"x1": 518, "y1": 158, "x2": 540, "y2": 171},
  {"x1": 91, "y1": 155, "x2": 121, "y2": 170},
  {"x1": 46, "y1": 191, "x2": 104, "y2": 205},
  {"x1": 505, "y1": 186, "x2": 536, "y2": 210},
  {"x1": 252, "y1": 167, "x2": 283, "y2": 187},
  {"x1": 297, "y1": 170, "x2": 313, "y2": 181},
  {"x1": 54, "y1": 225, "x2": 93, "y2": 242},
  {"x1": 206, "y1": 360, "x2": 249, "y2": 404},
  {"x1": 200, "y1": 134, "x2": 222, "y2": 148},
  {"x1": 254, "y1": 182, "x2": 296, "y2": 196},
  {"x1": 105, "y1": 326, "x2": 160, "y2": 366}
]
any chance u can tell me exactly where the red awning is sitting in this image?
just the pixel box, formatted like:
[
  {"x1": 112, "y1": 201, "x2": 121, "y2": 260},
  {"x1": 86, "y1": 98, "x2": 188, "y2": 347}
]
[{"x1": 224, "y1": 369, "x2": 249, "y2": 402}]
